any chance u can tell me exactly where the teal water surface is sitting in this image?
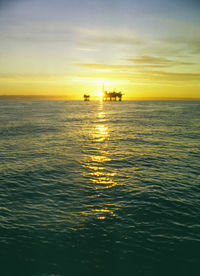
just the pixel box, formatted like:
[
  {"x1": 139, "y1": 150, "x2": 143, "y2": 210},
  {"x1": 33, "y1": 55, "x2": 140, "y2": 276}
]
[{"x1": 0, "y1": 100, "x2": 199, "y2": 276}]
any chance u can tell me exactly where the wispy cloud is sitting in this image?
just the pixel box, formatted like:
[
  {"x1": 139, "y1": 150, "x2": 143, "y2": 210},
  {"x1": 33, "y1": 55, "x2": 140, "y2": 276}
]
[
  {"x1": 79, "y1": 64, "x2": 133, "y2": 70},
  {"x1": 160, "y1": 36, "x2": 200, "y2": 55},
  {"x1": 139, "y1": 70, "x2": 200, "y2": 81},
  {"x1": 0, "y1": 73, "x2": 70, "y2": 81},
  {"x1": 128, "y1": 56, "x2": 173, "y2": 64},
  {"x1": 77, "y1": 70, "x2": 200, "y2": 84},
  {"x1": 78, "y1": 63, "x2": 170, "y2": 70},
  {"x1": 77, "y1": 28, "x2": 143, "y2": 47},
  {"x1": 77, "y1": 60, "x2": 200, "y2": 82},
  {"x1": 127, "y1": 55, "x2": 193, "y2": 65},
  {"x1": 0, "y1": 20, "x2": 74, "y2": 43},
  {"x1": 78, "y1": 52, "x2": 195, "y2": 72}
]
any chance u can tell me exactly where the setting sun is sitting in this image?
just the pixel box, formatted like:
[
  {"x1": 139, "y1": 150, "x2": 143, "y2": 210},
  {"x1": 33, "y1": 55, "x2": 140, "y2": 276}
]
[{"x1": 99, "y1": 91, "x2": 104, "y2": 98}]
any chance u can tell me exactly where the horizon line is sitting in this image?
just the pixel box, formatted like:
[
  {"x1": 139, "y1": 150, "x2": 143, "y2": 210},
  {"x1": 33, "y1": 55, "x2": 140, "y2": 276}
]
[{"x1": 0, "y1": 95, "x2": 200, "y2": 101}]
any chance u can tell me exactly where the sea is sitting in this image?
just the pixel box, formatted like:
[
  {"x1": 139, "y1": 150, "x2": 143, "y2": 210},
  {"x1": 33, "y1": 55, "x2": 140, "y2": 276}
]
[{"x1": 0, "y1": 100, "x2": 199, "y2": 276}]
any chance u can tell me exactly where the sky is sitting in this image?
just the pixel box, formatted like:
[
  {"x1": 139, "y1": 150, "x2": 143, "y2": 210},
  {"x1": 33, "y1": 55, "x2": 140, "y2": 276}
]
[{"x1": 0, "y1": 0, "x2": 200, "y2": 99}]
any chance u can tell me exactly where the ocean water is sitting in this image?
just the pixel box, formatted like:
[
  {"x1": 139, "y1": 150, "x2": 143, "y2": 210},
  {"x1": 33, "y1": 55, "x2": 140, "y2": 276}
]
[{"x1": 0, "y1": 100, "x2": 199, "y2": 276}]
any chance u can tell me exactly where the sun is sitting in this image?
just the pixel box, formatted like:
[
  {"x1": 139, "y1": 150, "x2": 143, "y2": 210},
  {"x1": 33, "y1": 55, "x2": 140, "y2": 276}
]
[{"x1": 99, "y1": 91, "x2": 104, "y2": 97}]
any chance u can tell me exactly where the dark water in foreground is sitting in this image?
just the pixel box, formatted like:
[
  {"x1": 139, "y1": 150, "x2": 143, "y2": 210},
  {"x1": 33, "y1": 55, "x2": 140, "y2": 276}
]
[{"x1": 0, "y1": 100, "x2": 200, "y2": 276}]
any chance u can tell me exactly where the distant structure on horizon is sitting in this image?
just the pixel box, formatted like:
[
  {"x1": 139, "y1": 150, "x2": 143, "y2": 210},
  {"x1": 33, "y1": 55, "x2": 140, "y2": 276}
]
[
  {"x1": 83, "y1": 94, "x2": 90, "y2": 101},
  {"x1": 102, "y1": 84, "x2": 123, "y2": 101}
]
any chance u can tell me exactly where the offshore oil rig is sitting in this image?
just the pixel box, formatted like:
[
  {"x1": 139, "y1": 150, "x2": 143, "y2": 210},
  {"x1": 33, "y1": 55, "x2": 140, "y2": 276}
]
[
  {"x1": 83, "y1": 94, "x2": 90, "y2": 101},
  {"x1": 102, "y1": 84, "x2": 123, "y2": 101},
  {"x1": 83, "y1": 85, "x2": 123, "y2": 101}
]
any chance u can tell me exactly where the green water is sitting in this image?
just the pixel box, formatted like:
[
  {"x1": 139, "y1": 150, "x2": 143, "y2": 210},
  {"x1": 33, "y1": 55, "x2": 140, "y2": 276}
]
[{"x1": 0, "y1": 100, "x2": 199, "y2": 275}]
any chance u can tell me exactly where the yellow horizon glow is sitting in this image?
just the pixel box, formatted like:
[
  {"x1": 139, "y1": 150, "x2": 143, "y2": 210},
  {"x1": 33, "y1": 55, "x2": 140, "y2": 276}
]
[{"x1": 0, "y1": 71, "x2": 200, "y2": 100}]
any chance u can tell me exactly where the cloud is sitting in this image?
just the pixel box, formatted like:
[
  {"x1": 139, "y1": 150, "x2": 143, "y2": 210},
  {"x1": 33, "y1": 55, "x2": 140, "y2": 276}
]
[
  {"x1": 0, "y1": 73, "x2": 69, "y2": 81},
  {"x1": 1, "y1": 32, "x2": 72, "y2": 43},
  {"x1": 77, "y1": 61, "x2": 200, "y2": 82},
  {"x1": 139, "y1": 70, "x2": 200, "y2": 81},
  {"x1": 127, "y1": 56, "x2": 175, "y2": 65},
  {"x1": 77, "y1": 28, "x2": 143, "y2": 47},
  {"x1": 161, "y1": 36, "x2": 200, "y2": 55},
  {"x1": 0, "y1": 19, "x2": 74, "y2": 43},
  {"x1": 127, "y1": 55, "x2": 194, "y2": 66},
  {"x1": 79, "y1": 64, "x2": 133, "y2": 70},
  {"x1": 78, "y1": 53, "x2": 195, "y2": 72},
  {"x1": 78, "y1": 70, "x2": 200, "y2": 82},
  {"x1": 78, "y1": 63, "x2": 170, "y2": 70}
]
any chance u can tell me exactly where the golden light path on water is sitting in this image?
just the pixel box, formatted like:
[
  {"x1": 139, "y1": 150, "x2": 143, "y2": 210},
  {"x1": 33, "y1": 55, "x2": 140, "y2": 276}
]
[{"x1": 82, "y1": 102, "x2": 117, "y2": 220}]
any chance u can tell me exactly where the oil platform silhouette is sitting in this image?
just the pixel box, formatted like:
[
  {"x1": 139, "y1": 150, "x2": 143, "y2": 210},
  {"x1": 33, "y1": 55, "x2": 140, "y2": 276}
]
[
  {"x1": 83, "y1": 94, "x2": 90, "y2": 101},
  {"x1": 83, "y1": 85, "x2": 123, "y2": 101},
  {"x1": 102, "y1": 84, "x2": 123, "y2": 101}
]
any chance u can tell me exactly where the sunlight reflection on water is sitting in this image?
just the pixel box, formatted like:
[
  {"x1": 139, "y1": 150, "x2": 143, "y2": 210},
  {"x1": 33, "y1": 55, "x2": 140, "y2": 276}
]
[
  {"x1": 83, "y1": 106, "x2": 119, "y2": 219},
  {"x1": 93, "y1": 124, "x2": 108, "y2": 142}
]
